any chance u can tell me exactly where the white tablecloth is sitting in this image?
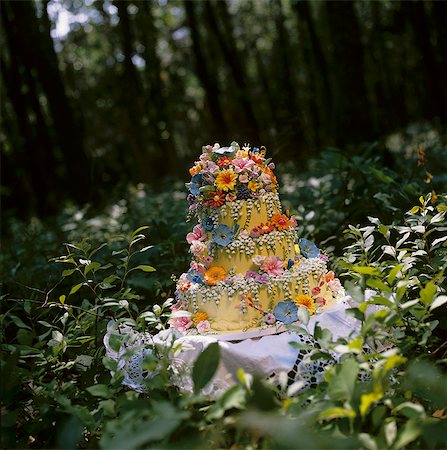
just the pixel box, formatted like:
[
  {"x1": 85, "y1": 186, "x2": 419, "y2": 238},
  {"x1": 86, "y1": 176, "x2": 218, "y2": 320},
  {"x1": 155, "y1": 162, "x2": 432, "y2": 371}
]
[{"x1": 104, "y1": 299, "x2": 376, "y2": 396}]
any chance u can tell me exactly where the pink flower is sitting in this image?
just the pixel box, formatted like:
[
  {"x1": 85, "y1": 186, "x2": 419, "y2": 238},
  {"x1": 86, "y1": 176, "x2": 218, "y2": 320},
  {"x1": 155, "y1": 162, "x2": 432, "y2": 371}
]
[
  {"x1": 259, "y1": 173, "x2": 272, "y2": 184},
  {"x1": 232, "y1": 158, "x2": 254, "y2": 173},
  {"x1": 265, "y1": 313, "x2": 276, "y2": 325},
  {"x1": 252, "y1": 255, "x2": 266, "y2": 266},
  {"x1": 290, "y1": 216, "x2": 298, "y2": 228},
  {"x1": 200, "y1": 153, "x2": 208, "y2": 162},
  {"x1": 169, "y1": 316, "x2": 193, "y2": 333},
  {"x1": 261, "y1": 256, "x2": 284, "y2": 277},
  {"x1": 205, "y1": 161, "x2": 219, "y2": 174},
  {"x1": 203, "y1": 256, "x2": 214, "y2": 266},
  {"x1": 250, "y1": 226, "x2": 262, "y2": 238},
  {"x1": 190, "y1": 261, "x2": 206, "y2": 275},
  {"x1": 186, "y1": 224, "x2": 206, "y2": 244},
  {"x1": 190, "y1": 240, "x2": 207, "y2": 258},
  {"x1": 170, "y1": 302, "x2": 183, "y2": 312},
  {"x1": 315, "y1": 297, "x2": 327, "y2": 307},
  {"x1": 239, "y1": 230, "x2": 249, "y2": 239},
  {"x1": 226, "y1": 192, "x2": 237, "y2": 202},
  {"x1": 268, "y1": 162, "x2": 275, "y2": 169},
  {"x1": 196, "y1": 320, "x2": 211, "y2": 334},
  {"x1": 239, "y1": 174, "x2": 249, "y2": 183}
]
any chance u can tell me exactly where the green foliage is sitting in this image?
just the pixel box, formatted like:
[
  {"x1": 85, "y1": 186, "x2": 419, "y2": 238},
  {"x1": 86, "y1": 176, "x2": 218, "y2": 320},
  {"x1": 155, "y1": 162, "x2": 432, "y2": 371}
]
[{"x1": 2, "y1": 143, "x2": 447, "y2": 449}]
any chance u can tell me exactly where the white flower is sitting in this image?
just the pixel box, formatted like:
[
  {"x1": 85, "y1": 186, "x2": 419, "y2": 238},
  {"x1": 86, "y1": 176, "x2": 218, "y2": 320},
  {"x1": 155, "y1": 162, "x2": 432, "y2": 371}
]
[
  {"x1": 328, "y1": 279, "x2": 342, "y2": 293},
  {"x1": 196, "y1": 320, "x2": 211, "y2": 334}
]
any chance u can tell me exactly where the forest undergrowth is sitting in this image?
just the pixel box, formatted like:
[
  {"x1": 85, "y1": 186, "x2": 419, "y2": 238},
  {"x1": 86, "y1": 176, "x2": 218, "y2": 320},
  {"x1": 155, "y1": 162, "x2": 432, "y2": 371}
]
[{"x1": 1, "y1": 128, "x2": 447, "y2": 449}]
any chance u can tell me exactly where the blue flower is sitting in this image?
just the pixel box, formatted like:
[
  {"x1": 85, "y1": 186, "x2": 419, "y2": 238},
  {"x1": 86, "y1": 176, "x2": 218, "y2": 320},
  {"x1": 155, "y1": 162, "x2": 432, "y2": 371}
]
[
  {"x1": 299, "y1": 238, "x2": 320, "y2": 259},
  {"x1": 212, "y1": 145, "x2": 237, "y2": 155},
  {"x1": 212, "y1": 224, "x2": 235, "y2": 247},
  {"x1": 189, "y1": 174, "x2": 204, "y2": 195},
  {"x1": 201, "y1": 216, "x2": 215, "y2": 231},
  {"x1": 186, "y1": 270, "x2": 205, "y2": 284},
  {"x1": 273, "y1": 301, "x2": 298, "y2": 325},
  {"x1": 252, "y1": 147, "x2": 260, "y2": 153},
  {"x1": 287, "y1": 259, "x2": 294, "y2": 269}
]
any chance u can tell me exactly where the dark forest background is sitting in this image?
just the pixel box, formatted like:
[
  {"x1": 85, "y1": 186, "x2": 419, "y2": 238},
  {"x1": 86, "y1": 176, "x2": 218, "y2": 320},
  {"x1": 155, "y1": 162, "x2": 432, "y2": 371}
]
[{"x1": 1, "y1": 0, "x2": 446, "y2": 217}]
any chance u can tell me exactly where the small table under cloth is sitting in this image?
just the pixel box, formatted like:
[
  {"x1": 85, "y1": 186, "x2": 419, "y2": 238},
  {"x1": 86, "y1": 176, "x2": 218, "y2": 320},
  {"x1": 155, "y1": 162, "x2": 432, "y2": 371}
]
[{"x1": 104, "y1": 298, "x2": 382, "y2": 397}]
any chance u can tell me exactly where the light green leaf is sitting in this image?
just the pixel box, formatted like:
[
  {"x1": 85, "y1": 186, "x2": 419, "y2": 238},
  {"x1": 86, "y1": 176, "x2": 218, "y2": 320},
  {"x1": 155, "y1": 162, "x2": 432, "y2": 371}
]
[
  {"x1": 420, "y1": 280, "x2": 437, "y2": 305},
  {"x1": 352, "y1": 266, "x2": 381, "y2": 276},
  {"x1": 393, "y1": 402, "x2": 426, "y2": 419},
  {"x1": 86, "y1": 384, "x2": 112, "y2": 399},
  {"x1": 69, "y1": 283, "x2": 84, "y2": 295},
  {"x1": 318, "y1": 407, "x2": 356, "y2": 421},
  {"x1": 130, "y1": 265, "x2": 156, "y2": 273},
  {"x1": 394, "y1": 420, "x2": 422, "y2": 449},
  {"x1": 360, "y1": 390, "x2": 383, "y2": 417}
]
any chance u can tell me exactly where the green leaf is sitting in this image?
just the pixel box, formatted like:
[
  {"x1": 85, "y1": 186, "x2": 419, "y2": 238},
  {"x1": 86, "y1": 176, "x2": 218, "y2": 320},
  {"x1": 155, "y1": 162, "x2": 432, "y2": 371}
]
[
  {"x1": 394, "y1": 420, "x2": 422, "y2": 449},
  {"x1": 192, "y1": 342, "x2": 220, "y2": 394},
  {"x1": 131, "y1": 226, "x2": 150, "y2": 238},
  {"x1": 327, "y1": 358, "x2": 359, "y2": 402},
  {"x1": 393, "y1": 402, "x2": 426, "y2": 419},
  {"x1": 69, "y1": 283, "x2": 84, "y2": 295},
  {"x1": 366, "y1": 278, "x2": 392, "y2": 293},
  {"x1": 62, "y1": 268, "x2": 76, "y2": 277},
  {"x1": 420, "y1": 280, "x2": 437, "y2": 304},
  {"x1": 9, "y1": 315, "x2": 31, "y2": 330},
  {"x1": 86, "y1": 384, "x2": 112, "y2": 398},
  {"x1": 352, "y1": 266, "x2": 381, "y2": 276},
  {"x1": 318, "y1": 407, "x2": 356, "y2": 421},
  {"x1": 130, "y1": 265, "x2": 156, "y2": 273},
  {"x1": 360, "y1": 390, "x2": 383, "y2": 417}
]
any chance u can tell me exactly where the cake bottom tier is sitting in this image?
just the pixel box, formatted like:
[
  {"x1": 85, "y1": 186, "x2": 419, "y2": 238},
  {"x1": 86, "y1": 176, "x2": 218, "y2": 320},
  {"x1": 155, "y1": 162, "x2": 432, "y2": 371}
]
[{"x1": 176, "y1": 258, "x2": 344, "y2": 333}]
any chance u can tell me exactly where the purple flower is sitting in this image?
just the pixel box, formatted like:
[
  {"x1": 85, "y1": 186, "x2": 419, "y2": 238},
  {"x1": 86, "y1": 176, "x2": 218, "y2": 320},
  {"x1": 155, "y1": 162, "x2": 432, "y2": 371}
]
[{"x1": 265, "y1": 313, "x2": 276, "y2": 325}]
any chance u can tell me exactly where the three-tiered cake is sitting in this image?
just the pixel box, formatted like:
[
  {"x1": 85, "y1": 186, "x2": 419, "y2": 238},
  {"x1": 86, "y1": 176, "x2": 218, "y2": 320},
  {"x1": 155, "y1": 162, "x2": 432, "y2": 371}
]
[{"x1": 170, "y1": 143, "x2": 344, "y2": 337}]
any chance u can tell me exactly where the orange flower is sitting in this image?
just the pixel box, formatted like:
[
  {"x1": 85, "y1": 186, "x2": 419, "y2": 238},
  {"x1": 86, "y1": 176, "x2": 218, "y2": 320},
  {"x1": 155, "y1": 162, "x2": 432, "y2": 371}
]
[
  {"x1": 217, "y1": 156, "x2": 233, "y2": 167},
  {"x1": 270, "y1": 213, "x2": 291, "y2": 231},
  {"x1": 189, "y1": 163, "x2": 202, "y2": 176},
  {"x1": 263, "y1": 166, "x2": 277, "y2": 184},
  {"x1": 215, "y1": 169, "x2": 238, "y2": 192},
  {"x1": 193, "y1": 311, "x2": 208, "y2": 325},
  {"x1": 259, "y1": 222, "x2": 274, "y2": 235},
  {"x1": 295, "y1": 294, "x2": 316, "y2": 315},
  {"x1": 325, "y1": 271, "x2": 335, "y2": 283},
  {"x1": 250, "y1": 153, "x2": 265, "y2": 164},
  {"x1": 205, "y1": 190, "x2": 225, "y2": 207},
  {"x1": 204, "y1": 266, "x2": 227, "y2": 285}
]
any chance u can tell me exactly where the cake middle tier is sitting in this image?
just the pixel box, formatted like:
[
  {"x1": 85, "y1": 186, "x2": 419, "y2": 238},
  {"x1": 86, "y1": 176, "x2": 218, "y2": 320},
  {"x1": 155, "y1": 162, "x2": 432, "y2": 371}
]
[
  {"x1": 211, "y1": 229, "x2": 298, "y2": 274},
  {"x1": 203, "y1": 192, "x2": 283, "y2": 232}
]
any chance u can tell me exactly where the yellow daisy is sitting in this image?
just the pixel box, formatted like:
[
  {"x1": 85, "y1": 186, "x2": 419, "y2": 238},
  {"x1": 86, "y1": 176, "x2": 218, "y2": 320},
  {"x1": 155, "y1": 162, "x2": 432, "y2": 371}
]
[
  {"x1": 248, "y1": 180, "x2": 259, "y2": 192},
  {"x1": 295, "y1": 294, "x2": 316, "y2": 315},
  {"x1": 204, "y1": 266, "x2": 227, "y2": 285},
  {"x1": 215, "y1": 169, "x2": 238, "y2": 192},
  {"x1": 193, "y1": 311, "x2": 208, "y2": 325}
]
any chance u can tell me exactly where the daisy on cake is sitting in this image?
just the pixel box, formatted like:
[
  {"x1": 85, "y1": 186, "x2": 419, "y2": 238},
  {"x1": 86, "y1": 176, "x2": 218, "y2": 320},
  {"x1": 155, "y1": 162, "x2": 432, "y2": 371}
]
[{"x1": 171, "y1": 142, "x2": 344, "y2": 338}]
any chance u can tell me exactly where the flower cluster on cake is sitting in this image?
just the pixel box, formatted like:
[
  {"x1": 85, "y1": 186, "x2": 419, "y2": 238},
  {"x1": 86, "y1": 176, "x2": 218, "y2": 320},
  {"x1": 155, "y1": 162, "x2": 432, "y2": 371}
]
[{"x1": 169, "y1": 142, "x2": 344, "y2": 336}]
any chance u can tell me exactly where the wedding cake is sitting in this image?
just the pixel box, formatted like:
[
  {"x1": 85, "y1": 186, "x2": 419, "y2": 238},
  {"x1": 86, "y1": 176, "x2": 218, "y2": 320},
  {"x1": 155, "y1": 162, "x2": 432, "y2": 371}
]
[{"x1": 170, "y1": 142, "x2": 344, "y2": 337}]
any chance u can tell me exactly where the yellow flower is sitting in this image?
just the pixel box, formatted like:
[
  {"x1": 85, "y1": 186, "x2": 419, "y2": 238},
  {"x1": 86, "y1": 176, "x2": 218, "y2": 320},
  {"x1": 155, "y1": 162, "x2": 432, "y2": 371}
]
[
  {"x1": 295, "y1": 294, "x2": 316, "y2": 315},
  {"x1": 235, "y1": 149, "x2": 249, "y2": 158},
  {"x1": 189, "y1": 163, "x2": 202, "y2": 176},
  {"x1": 204, "y1": 266, "x2": 227, "y2": 285},
  {"x1": 248, "y1": 180, "x2": 259, "y2": 192},
  {"x1": 193, "y1": 311, "x2": 208, "y2": 325},
  {"x1": 215, "y1": 169, "x2": 238, "y2": 192}
]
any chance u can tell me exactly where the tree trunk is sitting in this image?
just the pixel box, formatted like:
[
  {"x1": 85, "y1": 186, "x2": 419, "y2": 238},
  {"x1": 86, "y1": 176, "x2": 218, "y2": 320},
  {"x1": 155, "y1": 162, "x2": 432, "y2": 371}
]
[
  {"x1": 184, "y1": 1, "x2": 229, "y2": 142},
  {"x1": 204, "y1": 0, "x2": 260, "y2": 142},
  {"x1": 324, "y1": 1, "x2": 372, "y2": 145}
]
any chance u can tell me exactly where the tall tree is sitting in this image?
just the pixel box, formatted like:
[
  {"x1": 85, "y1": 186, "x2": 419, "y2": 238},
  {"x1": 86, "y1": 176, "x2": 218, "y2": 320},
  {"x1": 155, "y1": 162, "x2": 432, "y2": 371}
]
[
  {"x1": 204, "y1": 0, "x2": 260, "y2": 143},
  {"x1": 184, "y1": 1, "x2": 228, "y2": 142},
  {"x1": 324, "y1": 1, "x2": 372, "y2": 145}
]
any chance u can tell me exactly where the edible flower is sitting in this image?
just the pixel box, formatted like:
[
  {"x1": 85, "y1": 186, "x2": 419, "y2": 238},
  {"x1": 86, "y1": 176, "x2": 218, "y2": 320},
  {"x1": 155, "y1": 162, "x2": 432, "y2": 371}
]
[
  {"x1": 196, "y1": 320, "x2": 211, "y2": 334},
  {"x1": 261, "y1": 256, "x2": 284, "y2": 277},
  {"x1": 193, "y1": 311, "x2": 208, "y2": 325},
  {"x1": 232, "y1": 157, "x2": 255, "y2": 173},
  {"x1": 215, "y1": 169, "x2": 238, "y2": 192},
  {"x1": 295, "y1": 294, "x2": 316, "y2": 315},
  {"x1": 212, "y1": 143, "x2": 237, "y2": 155},
  {"x1": 298, "y1": 238, "x2": 320, "y2": 258},
  {"x1": 270, "y1": 213, "x2": 291, "y2": 231},
  {"x1": 264, "y1": 313, "x2": 276, "y2": 325},
  {"x1": 217, "y1": 156, "x2": 232, "y2": 167},
  {"x1": 204, "y1": 266, "x2": 227, "y2": 285},
  {"x1": 212, "y1": 224, "x2": 235, "y2": 247},
  {"x1": 206, "y1": 190, "x2": 225, "y2": 207},
  {"x1": 186, "y1": 224, "x2": 206, "y2": 244},
  {"x1": 189, "y1": 173, "x2": 204, "y2": 195},
  {"x1": 274, "y1": 301, "x2": 298, "y2": 324},
  {"x1": 201, "y1": 216, "x2": 215, "y2": 231},
  {"x1": 247, "y1": 180, "x2": 259, "y2": 192},
  {"x1": 169, "y1": 314, "x2": 193, "y2": 333},
  {"x1": 252, "y1": 255, "x2": 266, "y2": 266}
]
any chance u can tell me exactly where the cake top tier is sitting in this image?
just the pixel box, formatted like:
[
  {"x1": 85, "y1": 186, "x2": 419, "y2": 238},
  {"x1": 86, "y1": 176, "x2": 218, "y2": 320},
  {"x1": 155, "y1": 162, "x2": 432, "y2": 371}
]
[{"x1": 187, "y1": 142, "x2": 278, "y2": 218}]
